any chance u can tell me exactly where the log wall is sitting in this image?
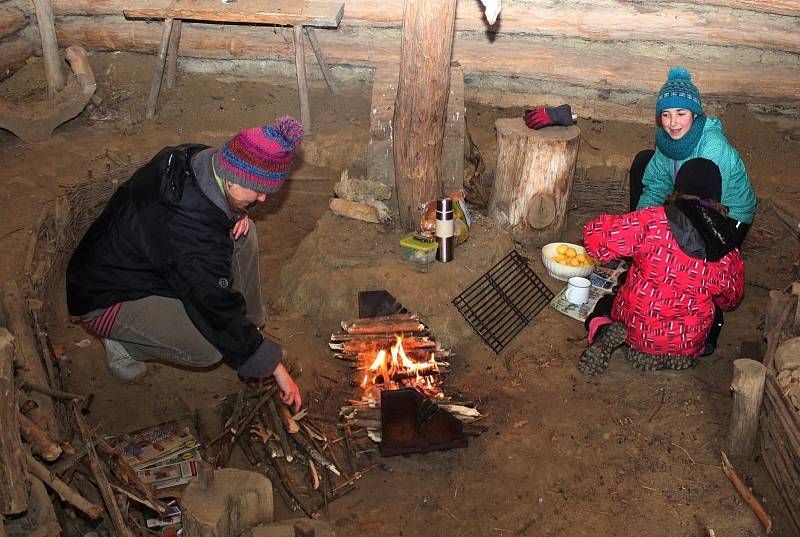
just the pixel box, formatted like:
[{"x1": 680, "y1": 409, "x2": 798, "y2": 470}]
[
  {"x1": 21, "y1": 0, "x2": 800, "y2": 121},
  {"x1": 0, "y1": 3, "x2": 35, "y2": 80}
]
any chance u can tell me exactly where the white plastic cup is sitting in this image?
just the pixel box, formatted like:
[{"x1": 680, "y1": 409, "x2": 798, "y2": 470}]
[{"x1": 565, "y1": 276, "x2": 591, "y2": 305}]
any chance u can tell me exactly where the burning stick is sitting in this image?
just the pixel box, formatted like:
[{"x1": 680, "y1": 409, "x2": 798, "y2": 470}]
[{"x1": 721, "y1": 452, "x2": 773, "y2": 533}]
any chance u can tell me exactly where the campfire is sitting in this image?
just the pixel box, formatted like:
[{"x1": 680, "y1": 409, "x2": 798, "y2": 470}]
[{"x1": 330, "y1": 309, "x2": 484, "y2": 455}]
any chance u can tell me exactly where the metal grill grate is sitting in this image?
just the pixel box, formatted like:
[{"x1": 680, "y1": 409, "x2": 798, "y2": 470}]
[{"x1": 452, "y1": 250, "x2": 554, "y2": 353}]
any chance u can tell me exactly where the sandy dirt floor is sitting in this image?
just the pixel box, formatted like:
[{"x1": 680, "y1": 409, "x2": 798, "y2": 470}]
[{"x1": 2, "y1": 51, "x2": 800, "y2": 537}]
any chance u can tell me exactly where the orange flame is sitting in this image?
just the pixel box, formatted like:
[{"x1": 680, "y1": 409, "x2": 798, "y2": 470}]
[{"x1": 359, "y1": 336, "x2": 443, "y2": 401}]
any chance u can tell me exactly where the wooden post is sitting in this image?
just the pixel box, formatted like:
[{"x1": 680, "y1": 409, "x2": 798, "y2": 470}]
[
  {"x1": 392, "y1": 0, "x2": 458, "y2": 230},
  {"x1": 165, "y1": 19, "x2": 182, "y2": 90},
  {"x1": 145, "y1": 17, "x2": 174, "y2": 120},
  {"x1": 727, "y1": 358, "x2": 767, "y2": 458},
  {"x1": 489, "y1": 119, "x2": 580, "y2": 246},
  {"x1": 31, "y1": 0, "x2": 64, "y2": 96},
  {"x1": 304, "y1": 27, "x2": 336, "y2": 93},
  {"x1": 0, "y1": 328, "x2": 28, "y2": 515},
  {"x1": 293, "y1": 24, "x2": 311, "y2": 134}
]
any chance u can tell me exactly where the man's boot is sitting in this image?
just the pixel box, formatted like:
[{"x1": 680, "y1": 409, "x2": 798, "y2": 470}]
[
  {"x1": 102, "y1": 339, "x2": 147, "y2": 382},
  {"x1": 577, "y1": 322, "x2": 627, "y2": 376}
]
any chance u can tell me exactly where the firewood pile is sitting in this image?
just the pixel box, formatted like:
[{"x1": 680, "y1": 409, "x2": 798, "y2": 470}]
[
  {"x1": 329, "y1": 313, "x2": 484, "y2": 441},
  {"x1": 201, "y1": 377, "x2": 378, "y2": 519}
]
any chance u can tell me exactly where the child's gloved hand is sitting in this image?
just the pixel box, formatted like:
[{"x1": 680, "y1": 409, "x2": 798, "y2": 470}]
[{"x1": 524, "y1": 104, "x2": 575, "y2": 129}]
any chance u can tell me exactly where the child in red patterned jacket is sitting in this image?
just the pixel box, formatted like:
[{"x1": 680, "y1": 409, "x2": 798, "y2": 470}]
[{"x1": 577, "y1": 158, "x2": 745, "y2": 375}]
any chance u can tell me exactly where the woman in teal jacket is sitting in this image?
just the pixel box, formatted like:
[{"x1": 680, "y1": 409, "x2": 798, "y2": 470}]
[
  {"x1": 631, "y1": 67, "x2": 756, "y2": 244},
  {"x1": 629, "y1": 66, "x2": 756, "y2": 356}
]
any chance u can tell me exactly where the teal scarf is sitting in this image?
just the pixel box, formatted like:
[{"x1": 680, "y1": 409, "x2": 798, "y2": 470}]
[{"x1": 656, "y1": 114, "x2": 706, "y2": 161}]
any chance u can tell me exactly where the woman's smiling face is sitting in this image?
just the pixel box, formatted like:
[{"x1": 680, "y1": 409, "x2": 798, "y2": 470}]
[{"x1": 660, "y1": 108, "x2": 696, "y2": 140}]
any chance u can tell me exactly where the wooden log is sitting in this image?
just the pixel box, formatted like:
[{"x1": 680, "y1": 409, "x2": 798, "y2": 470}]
[
  {"x1": 0, "y1": 35, "x2": 36, "y2": 81},
  {"x1": 329, "y1": 198, "x2": 381, "y2": 223},
  {"x1": 489, "y1": 119, "x2": 580, "y2": 246},
  {"x1": 53, "y1": 0, "x2": 800, "y2": 47},
  {"x1": 0, "y1": 281, "x2": 59, "y2": 439},
  {"x1": 727, "y1": 359, "x2": 767, "y2": 459},
  {"x1": 393, "y1": 0, "x2": 457, "y2": 230},
  {"x1": 347, "y1": 321, "x2": 425, "y2": 335},
  {"x1": 0, "y1": 329, "x2": 28, "y2": 515},
  {"x1": 25, "y1": 452, "x2": 102, "y2": 519},
  {"x1": 0, "y1": 8, "x2": 27, "y2": 40},
  {"x1": 52, "y1": 16, "x2": 800, "y2": 107},
  {"x1": 342, "y1": 313, "x2": 420, "y2": 330},
  {"x1": 13, "y1": 477, "x2": 61, "y2": 537},
  {"x1": 181, "y1": 468, "x2": 274, "y2": 537},
  {"x1": 17, "y1": 412, "x2": 62, "y2": 462},
  {"x1": 31, "y1": 0, "x2": 65, "y2": 96}
]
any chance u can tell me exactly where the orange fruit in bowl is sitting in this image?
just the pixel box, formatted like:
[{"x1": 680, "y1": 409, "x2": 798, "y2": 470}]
[{"x1": 556, "y1": 244, "x2": 568, "y2": 255}]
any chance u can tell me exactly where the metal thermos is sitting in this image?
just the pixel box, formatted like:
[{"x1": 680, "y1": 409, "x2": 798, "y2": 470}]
[{"x1": 435, "y1": 198, "x2": 454, "y2": 262}]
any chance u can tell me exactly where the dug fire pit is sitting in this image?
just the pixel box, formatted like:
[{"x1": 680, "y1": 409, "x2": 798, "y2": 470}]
[{"x1": 380, "y1": 388, "x2": 468, "y2": 456}]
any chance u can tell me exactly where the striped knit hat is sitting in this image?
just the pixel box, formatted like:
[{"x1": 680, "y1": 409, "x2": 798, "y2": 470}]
[
  {"x1": 212, "y1": 116, "x2": 304, "y2": 193},
  {"x1": 656, "y1": 67, "x2": 703, "y2": 115}
]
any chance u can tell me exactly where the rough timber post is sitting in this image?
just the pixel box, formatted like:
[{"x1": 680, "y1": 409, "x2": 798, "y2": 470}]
[
  {"x1": 727, "y1": 358, "x2": 767, "y2": 458},
  {"x1": 392, "y1": 0, "x2": 458, "y2": 230}
]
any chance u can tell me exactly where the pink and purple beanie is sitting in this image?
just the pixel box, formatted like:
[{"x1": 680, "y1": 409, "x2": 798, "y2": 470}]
[{"x1": 212, "y1": 116, "x2": 304, "y2": 193}]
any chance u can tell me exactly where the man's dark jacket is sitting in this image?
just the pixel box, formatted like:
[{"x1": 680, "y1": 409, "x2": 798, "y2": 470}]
[{"x1": 67, "y1": 144, "x2": 265, "y2": 369}]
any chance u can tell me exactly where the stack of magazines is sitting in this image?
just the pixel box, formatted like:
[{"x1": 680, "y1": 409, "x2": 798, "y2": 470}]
[{"x1": 109, "y1": 419, "x2": 201, "y2": 490}]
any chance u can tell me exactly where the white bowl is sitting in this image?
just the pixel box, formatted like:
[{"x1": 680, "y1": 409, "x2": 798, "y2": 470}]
[{"x1": 541, "y1": 242, "x2": 594, "y2": 281}]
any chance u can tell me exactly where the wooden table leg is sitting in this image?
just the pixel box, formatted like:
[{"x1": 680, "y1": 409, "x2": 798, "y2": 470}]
[
  {"x1": 293, "y1": 24, "x2": 312, "y2": 134},
  {"x1": 304, "y1": 27, "x2": 337, "y2": 93},
  {"x1": 166, "y1": 19, "x2": 182, "y2": 90},
  {"x1": 146, "y1": 17, "x2": 174, "y2": 120}
]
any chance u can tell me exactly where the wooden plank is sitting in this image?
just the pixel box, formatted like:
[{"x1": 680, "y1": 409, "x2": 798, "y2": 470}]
[
  {"x1": 0, "y1": 7, "x2": 27, "y2": 40},
  {"x1": 54, "y1": 17, "x2": 800, "y2": 107},
  {"x1": 124, "y1": 0, "x2": 343, "y2": 28},
  {"x1": 293, "y1": 24, "x2": 311, "y2": 133},
  {"x1": 145, "y1": 17, "x2": 174, "y2": 119}
]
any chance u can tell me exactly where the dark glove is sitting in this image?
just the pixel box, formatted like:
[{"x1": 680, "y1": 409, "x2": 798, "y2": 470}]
[{"x1": 524, "y1": 104, "x2": 575, "y2": 129}]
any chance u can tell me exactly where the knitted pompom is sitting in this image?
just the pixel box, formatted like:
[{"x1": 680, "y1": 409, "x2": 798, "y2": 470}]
[
  {"x1": 273, "y1": 115, "x2": 304, "y2": 150},
  {"x1": 667, "y1": 66, "x2": 692, "y2": 81}
]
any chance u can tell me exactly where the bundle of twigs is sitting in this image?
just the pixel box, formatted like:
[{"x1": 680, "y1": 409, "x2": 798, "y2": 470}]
[{"x1": 204, "y1": 381, "x2": 378, "y2": 518}]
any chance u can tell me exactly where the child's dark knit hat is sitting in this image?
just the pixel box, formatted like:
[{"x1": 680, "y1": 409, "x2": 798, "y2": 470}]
[
  {"x1": 212, "y1": 116, "x2": 304, "y2": 194},
  {"x1": 674, "y1": 158, "x2": 722, "y2": 202},
  {"x1": 656, "y1": 67, "x2": 703, "y2": 116}
]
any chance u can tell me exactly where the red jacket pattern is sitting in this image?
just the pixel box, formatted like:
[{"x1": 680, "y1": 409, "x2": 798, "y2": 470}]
[{"x1": 583, "y1": 206, "x2": 745, "y2": 358}]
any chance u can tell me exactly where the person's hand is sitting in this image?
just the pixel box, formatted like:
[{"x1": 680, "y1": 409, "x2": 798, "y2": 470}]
[
  {"x1": 232, "y1": 216, "x2": 250, "y2": 240},
  {"x1": 273, "y1": 362, "x2": 302, "y2": 413},
  {"x1": 524, "y1": 104, "x2": 575, "y2": 130}
]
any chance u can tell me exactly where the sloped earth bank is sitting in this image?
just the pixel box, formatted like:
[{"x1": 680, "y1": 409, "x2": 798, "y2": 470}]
[{"x1": 1, "y1": 52, "x2": 799, "y2": 536}]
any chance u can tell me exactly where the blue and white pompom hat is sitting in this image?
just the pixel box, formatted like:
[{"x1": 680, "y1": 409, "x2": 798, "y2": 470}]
[{"x1": 656, "y1": 67, "x2": 703, "y2": 116}]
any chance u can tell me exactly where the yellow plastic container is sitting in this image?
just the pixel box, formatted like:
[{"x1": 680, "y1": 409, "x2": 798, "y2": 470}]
[{"x1": 400, "y1": 235, "x2": 438, "y2": 265}]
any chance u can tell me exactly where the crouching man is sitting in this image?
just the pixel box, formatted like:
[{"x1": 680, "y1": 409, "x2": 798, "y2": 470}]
[{"x1": 66, "y1": 117, "x2": 304, "y2": 411}]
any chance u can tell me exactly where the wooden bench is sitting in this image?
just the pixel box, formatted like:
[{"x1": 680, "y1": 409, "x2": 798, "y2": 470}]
[{"x1": 123, "y1": 0, "x2": 344, "y2": 133}]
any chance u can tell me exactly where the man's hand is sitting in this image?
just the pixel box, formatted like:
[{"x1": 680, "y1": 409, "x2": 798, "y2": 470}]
[
  {"x1": 273, "y1": 362, "x2": 302, "y2": 413},
  {"x1": 232, "y1": 216, "x2": 250, "y2": 240}
]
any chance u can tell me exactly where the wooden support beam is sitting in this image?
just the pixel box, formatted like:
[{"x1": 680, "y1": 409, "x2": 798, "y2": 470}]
[
  {"x1": 145, "y1": 17, "x2": 174, "y2": 120},
  {"x1": 293, "y1": 24, "x2": 311, "y2": 134},
  {"x1": 165, "y1": 19, "x2": 182, "y2": 89},
  {"x1": 0, "y1": 329, "x2": 28, "y2": 515},
  {"x1": 393, "y1": 0, "x2": 458, "y2": 230},
  {"x1": 31, "y1": 0, "x2": 65, "y2": 96}
]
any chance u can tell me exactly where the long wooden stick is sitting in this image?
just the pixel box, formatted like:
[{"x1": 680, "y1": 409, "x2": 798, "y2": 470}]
[
  {"x1": 24, "y1": 452, "x2": 102, "y2": 519},
  {"x1": 71, "y1": 403, "x2": 134, "y2": 537},
  {"x1": 721, "y1": 451, "x2": 773, "y2": 533}
]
